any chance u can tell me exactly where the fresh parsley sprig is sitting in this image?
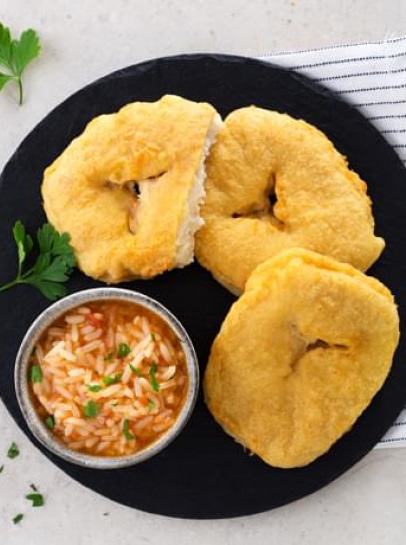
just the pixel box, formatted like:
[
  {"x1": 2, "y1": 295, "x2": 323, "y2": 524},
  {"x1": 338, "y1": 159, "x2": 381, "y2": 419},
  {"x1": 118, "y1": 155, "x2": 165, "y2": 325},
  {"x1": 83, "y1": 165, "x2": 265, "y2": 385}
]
[
  {"x1": 0, "y1": 220, "x2": 76, "y2": 301},
  {"x1": 0, "y1": 22, "x2": 40, "y2": 104}
]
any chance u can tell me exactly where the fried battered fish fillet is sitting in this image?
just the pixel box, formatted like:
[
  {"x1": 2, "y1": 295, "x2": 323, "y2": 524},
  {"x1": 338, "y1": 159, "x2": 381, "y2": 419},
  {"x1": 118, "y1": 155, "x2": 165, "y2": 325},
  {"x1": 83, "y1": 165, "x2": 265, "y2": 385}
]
[
  {"x1": 42, "y1": 95, "x2": 222, "y2": 283},
  {"x1": 204, "y1": 249, "x2": 399, "y2": 468},
  {"x1": 196, "y1": 106, "x2": 385, "y2": 294}
]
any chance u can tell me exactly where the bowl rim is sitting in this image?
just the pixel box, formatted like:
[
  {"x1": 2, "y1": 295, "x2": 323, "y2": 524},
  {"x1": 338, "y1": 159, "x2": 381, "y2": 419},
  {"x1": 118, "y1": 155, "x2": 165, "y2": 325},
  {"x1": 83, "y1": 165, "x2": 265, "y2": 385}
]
[{"x1": 14, "y1": 287, "x2": 200, "y2": 469}]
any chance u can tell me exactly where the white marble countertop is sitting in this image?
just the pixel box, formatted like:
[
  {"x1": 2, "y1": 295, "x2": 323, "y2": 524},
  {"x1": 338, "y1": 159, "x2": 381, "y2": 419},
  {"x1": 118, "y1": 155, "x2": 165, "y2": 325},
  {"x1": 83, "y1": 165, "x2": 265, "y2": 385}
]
[{"x1": 1, "y1": 1, "x2": 406, "y2": 543}]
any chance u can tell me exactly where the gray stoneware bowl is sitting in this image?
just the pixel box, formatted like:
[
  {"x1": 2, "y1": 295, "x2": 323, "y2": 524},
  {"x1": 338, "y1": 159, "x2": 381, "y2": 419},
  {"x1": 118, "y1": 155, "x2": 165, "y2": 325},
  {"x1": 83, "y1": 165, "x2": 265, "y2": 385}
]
[{"x1": 15, "y1": 288, "x2": 199, "y2": 469}]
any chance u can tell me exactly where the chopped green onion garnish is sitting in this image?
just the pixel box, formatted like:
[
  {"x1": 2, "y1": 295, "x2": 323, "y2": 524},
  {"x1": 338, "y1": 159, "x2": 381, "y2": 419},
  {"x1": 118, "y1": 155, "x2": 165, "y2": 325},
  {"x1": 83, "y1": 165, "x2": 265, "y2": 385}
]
[
  {"x1": 129, "y1": 364, "x2": 141, "y2": 377},
  {"x1": 13, "y1": 513, "x2": 24, "y2": 524},
  {"x1": 83, "y1": 400, "x2": 100, "y2": 418},
  {"x1": 103, "y1": 373, "x2": 122, "y2": 386},
  {"x1": 26, "y1": 492, "x2": 44, "y2": 507},
  {"x1": 45, "y1": 416, "x2": 55, "y2": 430},
  {"x1": 117, "y1": 343, "x2": 131, "y2": 358},
  {"x1": 123, "y1": 418, "x2": 135, "y2": 441},
  {"x1": 149, "y1": 362, "x2": 160, "y2": 392},
  {"x1": 87, "y1": 384, "x2": 102, "y2": 392},
  {"x1": 30, "y1": 364, "x2": 43, "y2": 383},
  {"x1": 7, "y1": 442, "x2": 19, "y2": 459},
  {"x1": 104, "y1": 351, "x2": 114, "y2": 361}
]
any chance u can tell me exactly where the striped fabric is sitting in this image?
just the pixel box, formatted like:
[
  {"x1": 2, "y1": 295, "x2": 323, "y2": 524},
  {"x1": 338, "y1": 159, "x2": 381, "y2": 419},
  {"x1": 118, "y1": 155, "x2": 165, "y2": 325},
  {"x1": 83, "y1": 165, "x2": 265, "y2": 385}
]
[{"x1": 261, "y1": 37, "x2": 406, "y2": 448}]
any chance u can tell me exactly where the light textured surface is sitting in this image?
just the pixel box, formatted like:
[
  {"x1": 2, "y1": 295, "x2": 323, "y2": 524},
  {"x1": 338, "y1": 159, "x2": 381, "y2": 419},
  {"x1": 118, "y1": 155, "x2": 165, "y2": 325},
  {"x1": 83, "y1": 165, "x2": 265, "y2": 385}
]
[{"x1": 1, "y1": 0, "x2": 406, "y2": 543}]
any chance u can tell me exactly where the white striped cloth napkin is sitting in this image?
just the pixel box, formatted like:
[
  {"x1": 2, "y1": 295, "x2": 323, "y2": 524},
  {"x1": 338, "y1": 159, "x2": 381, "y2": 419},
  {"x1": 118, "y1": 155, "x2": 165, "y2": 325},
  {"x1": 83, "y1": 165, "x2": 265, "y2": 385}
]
[{"x1": 260, "y1": 36, "x2": 406, "y2": 448}]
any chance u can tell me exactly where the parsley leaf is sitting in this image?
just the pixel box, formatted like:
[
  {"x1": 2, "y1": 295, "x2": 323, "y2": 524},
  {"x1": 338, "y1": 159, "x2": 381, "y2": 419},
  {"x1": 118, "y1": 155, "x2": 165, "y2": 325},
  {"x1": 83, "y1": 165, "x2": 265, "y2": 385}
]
[
  {"x1": 0, "y1": 221, "x2": 75, "y2": 301},
  {"x1": 37, "y1": 224, "x2": 75, "y2": 268},
  {"x1": 0, "y1": 23, "x2": 40, "y2": 104},
  {"x1": 122, "y1": 418, "x2": 135, "y2": 441},
  {"x1": 149, "y1": 362, "x2": 160, "y2": 392},
  {"x1": 117, "y1": 343, "x2": 131, "y2": 358},
  {"x1": 103, "y1": 351, "x2": 114, "y2": 361},
  {"x1": 83, "y1": 400, "x2": 99, "y2": 418},
  {"x1": 87, "y1": 384, "x2": 102, "y2": 392},
  {"x1": 129, "y1": 364, "x2": 141, "y2": 377},
  {"x1": 147, "y1": 398, "x2": 156, "y2": 412},
  {"x1": 7, "y1": 442, "x2": 19, "y2": 459},
  {"x1": 13, "y1": 513, "x2": 24, "y2": 524},
  {"x1": 103, "y1": 373, "x2": 122, "y2": 386},
  {"x1": 150, "y1": 333, "x2": 156, "y2": 342},
  {"x1": 30, "y1": 364, "x2": 43, "y2": 383},
  {"x1": 12, "y1": 220, "x2": 33, "y2": 276},
  {"x1": 0, "y1": 73, "x2": 13, "y2": 91},
  {"x1": 45, "y1": 416, "x2": 55, "y2": 430},
  {"x1": 26, "y1": 492, "x2": 44, "y2": 507}
]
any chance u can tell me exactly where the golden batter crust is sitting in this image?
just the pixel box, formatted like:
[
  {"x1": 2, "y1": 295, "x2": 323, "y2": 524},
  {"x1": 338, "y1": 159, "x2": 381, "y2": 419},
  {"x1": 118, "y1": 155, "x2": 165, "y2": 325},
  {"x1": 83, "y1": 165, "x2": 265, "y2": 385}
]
[
  {"x1": 42, "y1": 95, "x2": 219, "y2": 283},
  {"x1": 204, "y1": 249, "x2": 399, "y2": 468},
  {"x1": 196, "y1": 106, "x2": 385, "y2": 294}
]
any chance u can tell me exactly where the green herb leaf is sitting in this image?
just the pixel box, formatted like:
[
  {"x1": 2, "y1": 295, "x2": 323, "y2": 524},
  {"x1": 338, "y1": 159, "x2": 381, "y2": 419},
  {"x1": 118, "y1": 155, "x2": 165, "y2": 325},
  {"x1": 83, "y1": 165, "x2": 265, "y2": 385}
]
[
  {"x1": 13, "y1": 513, "x2": 24, "y2": 524},
  {"x1": 87, "y1": 384, "x2": 102, "y2": 393},
  {"x1": 31, "y1": 280, "x2": 67, "y2": 301},
  {"x1": 111, "y1": 401, "x2": 119, "y2": 407},
  {"x1": 0, "y1": 221, "x2": 75, "y2": 301},
  {"x1": 147, "y1": 398, "x2": 156, "y2": 412},
  {"x1": 12, "y1": 220, "x2": 33, "y2": 276},
  {"x1": 149, "y1": 362, "x2": 160, "y2": 392},
  {"x1": 122, "y1": 418, "x2": 135, "y2": 441},
  {"x1": 117, "y1": 343, "x2": 131, "y2": 358},
  {"x1": 83, "y1": 400, "x2": 100, "y2": 418},
  {"x1": 0, "y1": 23, "x2": 40, "y2": 104},
  {"x1": 0, "y1": 72, "x2": 12, "y2": 91},
  {"x1": 26, "y1": 492, "x2": 44, "y2": 507},
  {"x1": 0, "y1": 464, "x2": 4, "y2": 473},
  {"x1": 0, "y1": 23, "x2": 12, "y2": 68},
  {"x1": 7, "y1": 442, "x2": 19, "y2": 459},
  {"x1": 150, "y1": 333, "x2": 156, "y2": 342},
  {"x1": 12, "y1": 29, "x2": 41, "y2": 76},
  {"x1": 103, "y1": 351, "x2": 113, "y2": 361},
  {"x1": 45, "y1": 416, "x2": 55, "y2": 430},
  {"x1": 36, "y1": 224, "x2": 75, "y2": 268},
  {"x1": 102, "y1": 373, "x2": 122, "y2": 386},
  {"x1": 129, "y1": 364, "x2": 141, "y2": 377},
  {"x1": 30, "y1": 364, "x2": 43, "y2": 383}
]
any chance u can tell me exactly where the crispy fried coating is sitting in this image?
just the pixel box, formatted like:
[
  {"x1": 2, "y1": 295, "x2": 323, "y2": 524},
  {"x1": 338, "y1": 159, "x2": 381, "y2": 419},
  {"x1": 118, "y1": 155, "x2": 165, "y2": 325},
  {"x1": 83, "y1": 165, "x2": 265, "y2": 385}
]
[
  {"x1": 42, "y1": 95, "x2": 219, "y2": 283},
  {"x1": 196, "y1": 107, "x2": 385, "y2": 294},
  {"x1": 204, "y1": 249, "x2": 399, "y2": 468}
]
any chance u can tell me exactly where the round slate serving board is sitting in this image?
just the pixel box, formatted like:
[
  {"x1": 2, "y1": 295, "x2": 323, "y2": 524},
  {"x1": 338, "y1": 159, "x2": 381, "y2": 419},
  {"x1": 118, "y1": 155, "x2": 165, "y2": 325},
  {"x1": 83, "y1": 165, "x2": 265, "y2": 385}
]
[{"x1": 1, "y1": 54, "x2": 406, "y2": 519}]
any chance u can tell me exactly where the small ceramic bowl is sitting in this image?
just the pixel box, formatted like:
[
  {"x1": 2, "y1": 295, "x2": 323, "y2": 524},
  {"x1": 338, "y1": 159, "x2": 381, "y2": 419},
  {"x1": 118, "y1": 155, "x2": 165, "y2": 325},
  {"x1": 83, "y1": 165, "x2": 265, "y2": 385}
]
[{"x1": 15, "y1": 288, "x2": 199, "y2": 469}]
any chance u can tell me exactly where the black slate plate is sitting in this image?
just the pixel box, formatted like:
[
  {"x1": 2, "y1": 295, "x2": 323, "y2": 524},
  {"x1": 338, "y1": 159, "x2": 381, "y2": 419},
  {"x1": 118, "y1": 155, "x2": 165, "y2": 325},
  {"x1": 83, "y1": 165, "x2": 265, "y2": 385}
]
[{"x1": 1, "y1": 54, "x2": 406, "y2": 519}]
